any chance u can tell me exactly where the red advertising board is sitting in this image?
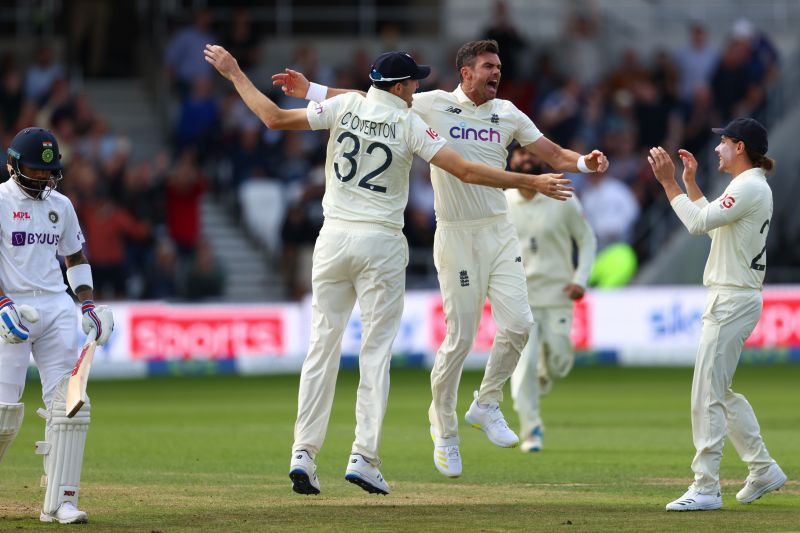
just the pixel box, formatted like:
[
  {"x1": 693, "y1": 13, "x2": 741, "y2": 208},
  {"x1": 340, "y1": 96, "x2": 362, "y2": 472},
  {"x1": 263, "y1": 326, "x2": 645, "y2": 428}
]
[
  {"x1": 130, "y1": 307, "x2": 285, "y2": 360},
  {"x1": 430, "y1": 297, "x2": 591, "y2": 352},
  {"x1": 746, "y1": 292, "x2": 800, "y2": 347}
]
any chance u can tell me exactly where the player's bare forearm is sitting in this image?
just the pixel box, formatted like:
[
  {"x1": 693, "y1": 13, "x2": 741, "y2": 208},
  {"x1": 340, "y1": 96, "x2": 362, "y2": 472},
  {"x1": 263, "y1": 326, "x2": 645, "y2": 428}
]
[
  {"x1": 205, "y1": 44, "x2": 310, "y2": 130},
  {"x1": 525, "y1": 137, "x2": 608, "y2": 173},
  {"x1": 64, "y1": 251, "x2": 94, "y2": 300},
  {"x1": 430, "y1": 147, "x2": 572, "y2": 200}
]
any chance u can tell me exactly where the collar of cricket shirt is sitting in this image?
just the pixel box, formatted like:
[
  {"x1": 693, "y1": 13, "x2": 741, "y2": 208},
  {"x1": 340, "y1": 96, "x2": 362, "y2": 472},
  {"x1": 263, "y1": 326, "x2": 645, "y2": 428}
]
[
  {"x1": 366, "y1": 86, "x2": 409, "y2": 110},
  {"x1": 453, "y1": 84, "x2": 493, "y2": 110}
]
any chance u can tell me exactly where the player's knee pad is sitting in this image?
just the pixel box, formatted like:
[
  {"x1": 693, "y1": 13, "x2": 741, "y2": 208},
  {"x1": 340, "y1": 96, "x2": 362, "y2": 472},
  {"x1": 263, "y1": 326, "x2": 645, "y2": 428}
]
[
  {"x1": 35, "y1": 375, "x2": 90, "y2": 514},
  {"x1": 0, "y1": 401, "x2": 25, "y2": 463}
]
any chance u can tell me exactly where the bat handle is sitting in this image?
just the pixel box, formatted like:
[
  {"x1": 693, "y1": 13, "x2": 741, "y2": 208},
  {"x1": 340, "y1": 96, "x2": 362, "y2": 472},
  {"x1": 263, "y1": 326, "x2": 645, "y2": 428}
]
[{"x1": 86, "y1": 329, "x2": 98, "y2": 343}]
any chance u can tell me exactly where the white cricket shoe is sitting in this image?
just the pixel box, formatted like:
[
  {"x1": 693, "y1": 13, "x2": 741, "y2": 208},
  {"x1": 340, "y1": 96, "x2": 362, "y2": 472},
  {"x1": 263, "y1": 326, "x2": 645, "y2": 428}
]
[
  {"x1": 345, "y1": 454, "x2": 390, "y2": 495},
  {"x1": 289, "y1": 450, "x2": 321, "y2": 495},
  {"x1": 520, "y1": 426, "x2": 543, "y2": 453},
  {"x1": 736, "y1": 463, "x2": 787, "y2": 504},
  {"x1": 464, "y1": 392, "x2": 519, "y2": 448},
  {"x1": 430, "y1": 426, "x2": 462, "y2": 478},
  {"x1": 665, "y1": 487, "x2": 722, "y2": 511},
  {"x1": 39, "y1": 502, "x2": 88, "y2": 524}
]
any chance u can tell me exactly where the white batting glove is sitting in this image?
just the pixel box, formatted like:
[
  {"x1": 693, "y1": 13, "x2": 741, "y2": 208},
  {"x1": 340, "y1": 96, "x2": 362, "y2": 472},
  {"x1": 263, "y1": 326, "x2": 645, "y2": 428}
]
[
  {"x1": 0, "y1": 296, "x2": 39, "y2": 344},
  {"x1": 81, "y1": 300, "x2": 114, "y2": 346}
]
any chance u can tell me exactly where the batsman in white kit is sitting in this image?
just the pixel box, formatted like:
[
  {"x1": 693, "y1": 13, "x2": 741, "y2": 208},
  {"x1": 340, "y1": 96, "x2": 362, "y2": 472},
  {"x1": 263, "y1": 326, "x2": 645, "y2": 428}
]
[
  {"x1": 272, "y1": 39, "x2": 607, "y2": 477},
  {"x1": 505, "y1": 148, "x2": 596, "y2": 453},
  {"x1": 205, "y1": 44, "x2": 570, "y2": 495},
  {"x1": 648, "y1": 117, "x2": 786, "y2": 511},
  {"x1": 0, "y1": 127, "x2": 113, "y2": 524}
]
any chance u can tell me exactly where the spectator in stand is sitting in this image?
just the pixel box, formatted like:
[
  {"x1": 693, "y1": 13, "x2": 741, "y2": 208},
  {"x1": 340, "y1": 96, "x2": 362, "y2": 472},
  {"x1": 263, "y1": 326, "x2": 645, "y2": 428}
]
[
  {"x1": 675, "y1": 22, "x2": 719, "y2": 107},
  {"x1": 183, "y1": 241, "x2": 226, "y2": 301},
  {"x1": 538, "y1": 77, "x2": 583, "y2": 149},
  {"x1": 165, "y1": 10, "x2": 216, "y2": 100},
  {"x1": 72, "y1": 162, "x2": 151, "y2": 300},
  {"x1": 731, "y1": 19, "x2": 780, "y2": 86},
  {"x1": 580, "y1": 170, "x2": 640, "y2": 251},
  {"x1": 483, "y1": 0, "x2": 526, "y2": 83},
  {"x1": 23, "y1": 43, "x2": 66, "y2": 105},
  {"x1": 174, "y1": 76, "x2": 220, "y2": 161},
  {"x1": 222, "y1": 8, "x2": 261, "y2": 75},
  {"x1": 560, "y1": 11, "x2": 608, "y2": 87},
  {"x1": 711, "y1": 38, "x2": 753, "y2": 122},
  {"x1": 143, "y1": 238, "x2": 181, "y2": 300},
  {"x1": 165, "y1": 151, "x2": 208, "y2": 260}
]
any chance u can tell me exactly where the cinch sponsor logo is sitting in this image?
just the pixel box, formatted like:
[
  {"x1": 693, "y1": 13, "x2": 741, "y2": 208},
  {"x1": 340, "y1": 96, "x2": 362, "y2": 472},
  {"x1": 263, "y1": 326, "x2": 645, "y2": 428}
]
[
  {"x1": 12, "y1": 211, "x2": 30, "y2": 220},
  {"x1": 130, "y1": 309, "x2": 285, "y2": 359},
  {"x1": 10, "y1": 231, "x2": 60, "y2": 247},
  {"x1": 448, "y1": 122, "x2": 501, "y2": 143}
]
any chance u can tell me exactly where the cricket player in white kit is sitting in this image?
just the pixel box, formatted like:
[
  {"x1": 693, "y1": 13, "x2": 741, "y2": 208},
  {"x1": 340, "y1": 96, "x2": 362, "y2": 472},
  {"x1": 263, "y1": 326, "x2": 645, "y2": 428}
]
[
  {"x1": 0, "y1": 127, "x2": 114, "y2": 524},
  {"x1": 505, "y1": 148, "x2": 596, "y2": 453},
  {"x1": 648, "y1": 117, "x2": 786, "y2": 511},
  {"x1": 205, "y1": 44, "x2": 571, "y2": 495},
  {"x1": 273, "y1": 39, "x2": 607, "y2": 478}
]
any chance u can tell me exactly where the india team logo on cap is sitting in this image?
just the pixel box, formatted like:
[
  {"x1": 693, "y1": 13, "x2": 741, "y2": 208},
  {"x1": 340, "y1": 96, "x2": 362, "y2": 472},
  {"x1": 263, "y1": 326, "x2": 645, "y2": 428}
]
[{"x1": 42, "y1": 140, "x2": 54, "y2": 163}]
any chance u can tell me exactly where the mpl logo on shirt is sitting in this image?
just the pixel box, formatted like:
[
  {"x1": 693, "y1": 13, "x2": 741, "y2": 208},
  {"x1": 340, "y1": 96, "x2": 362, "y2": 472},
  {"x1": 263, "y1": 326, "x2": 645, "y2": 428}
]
[
  {"x1": 10, "y1": 231, "x2": 60, "y2": 246},
  {"x1": 12, "y1": 211, "x2": 30, "y2": 220}
]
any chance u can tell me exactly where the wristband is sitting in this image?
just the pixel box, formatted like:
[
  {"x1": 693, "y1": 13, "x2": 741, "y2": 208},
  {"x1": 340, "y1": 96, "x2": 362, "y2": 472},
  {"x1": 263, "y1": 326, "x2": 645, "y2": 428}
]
[
  {"x1": 66, "y1": 264, "x2": 93, "y2": 293},
  {"x1": 305, "y1": 82, "x2": 328, "y2": 102},
  {"x1": 577, "y1": 155, "x2": 592, "y2": 173}
]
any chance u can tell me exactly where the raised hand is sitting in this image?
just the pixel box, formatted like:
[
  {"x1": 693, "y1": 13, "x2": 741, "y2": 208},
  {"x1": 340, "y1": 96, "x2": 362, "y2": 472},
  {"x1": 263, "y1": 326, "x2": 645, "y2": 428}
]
[
  {"x1": 584, "y1": 150, "x2": 609, "y2": 172},
  {"x1": 647, "y1": 146, "x2": 676, "y2": 184},
  {"x1": 678, "y1": 149, "x2": 698, "y2": 183},
  {"x1": 203, "y1": 44, "x2": 240, "y2": 80},
  {"x1": 271, "y1": 68, "x2": 310, "y2": 99},
  {"x1": 530, "y1": 173, "x2": 573, "y2": 201}
]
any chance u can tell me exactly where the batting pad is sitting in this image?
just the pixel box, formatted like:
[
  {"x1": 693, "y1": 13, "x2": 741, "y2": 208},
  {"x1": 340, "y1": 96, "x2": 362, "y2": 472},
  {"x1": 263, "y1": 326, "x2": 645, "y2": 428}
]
[
  {"x1": 0, "y1": 401, "x2": 24, "y2": 463},
  {"x1": 35, "y1": 376, "x2": 90, "y2": 514}
]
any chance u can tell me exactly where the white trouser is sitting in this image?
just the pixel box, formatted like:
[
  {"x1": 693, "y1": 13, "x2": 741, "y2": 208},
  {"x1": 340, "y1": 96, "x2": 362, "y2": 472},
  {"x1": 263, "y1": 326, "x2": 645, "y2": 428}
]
[
  {"x1": 293, "y1": 220, "x2": 408, "y2": 465},
  {"x1": 0, "y1": 292, "x2": 78, "y2": 405},
  {"x1": 691, "y1": 288, "x2": 775, "y2": 493},
  {"x1": 429, "y1": 216, "x2": 534, "y2": 442},
  {"x1": 511, "y1": 306, "x2": 574, "y2": 438}
]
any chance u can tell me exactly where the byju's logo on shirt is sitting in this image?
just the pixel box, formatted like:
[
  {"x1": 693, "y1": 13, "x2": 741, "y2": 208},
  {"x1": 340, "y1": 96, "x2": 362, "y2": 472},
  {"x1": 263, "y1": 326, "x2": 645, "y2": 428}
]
[
  {"x1": 11, "y1": 231, "x2": 60, "y2": 247},
  {"x1": 449, "y1": 122, "x2": 501, "y2": 143}
]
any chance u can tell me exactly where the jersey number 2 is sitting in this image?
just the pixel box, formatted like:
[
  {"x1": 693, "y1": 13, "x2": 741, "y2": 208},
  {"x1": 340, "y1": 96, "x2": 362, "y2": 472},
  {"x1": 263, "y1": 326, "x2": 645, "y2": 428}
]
[
  {"x1": 750, "y1": 219, "x2": 769, "y2": 271},
  {"x1": 333, "y1": 132, "x2": 392, "y2": 193}
]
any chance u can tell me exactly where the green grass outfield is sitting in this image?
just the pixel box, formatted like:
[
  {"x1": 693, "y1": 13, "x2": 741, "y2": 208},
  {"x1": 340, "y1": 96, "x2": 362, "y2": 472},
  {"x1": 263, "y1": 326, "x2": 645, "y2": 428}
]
[{"x1": 2, "y1": 366, "x2": 798, "y2": 531}]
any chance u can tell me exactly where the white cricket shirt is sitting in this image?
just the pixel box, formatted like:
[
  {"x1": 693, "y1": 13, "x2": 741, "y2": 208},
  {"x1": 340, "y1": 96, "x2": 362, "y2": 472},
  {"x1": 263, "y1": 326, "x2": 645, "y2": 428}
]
[
  {"x1": 0, "y1": 180, "x2": 84, "y2": 293},
  {"x1": 506, "y1": 190, "x2": 597, "y2": 307},
  {"x1": 412, "y1": 85, "x2": 543, "y2": 222},
  {"x1": 670, "y1": 167, "x2": 773, "y2": 290},
  {"x1": 307, "y1": 87, "x2": 446, "y2": 229}
]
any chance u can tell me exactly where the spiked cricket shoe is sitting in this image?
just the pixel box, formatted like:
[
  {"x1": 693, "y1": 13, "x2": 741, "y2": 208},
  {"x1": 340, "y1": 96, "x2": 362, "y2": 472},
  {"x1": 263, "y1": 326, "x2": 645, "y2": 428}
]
[
  {"x1": 737, "y1": 463, "x2": 787, "y2": 504},
  {"x1": 289, "y1": 450, "x2": 321, "y2": 495},
  {"x1": 665, "y1": 487, "x2": 722, "y2": 511},
  {"x1": 345, "y1": 454, "x2": 390, "y2": 495},
  {"x1": 464, "y1": 392, "x2": 519, "y2": 448}
]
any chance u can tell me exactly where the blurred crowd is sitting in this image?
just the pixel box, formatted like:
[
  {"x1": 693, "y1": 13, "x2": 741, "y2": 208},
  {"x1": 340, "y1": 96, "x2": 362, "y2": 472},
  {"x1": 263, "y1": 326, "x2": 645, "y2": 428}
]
[
  {"x1": 0, "y1": 3, "x2": 781, "y2": 301},
  {"x1": 0, "y1": 42, "x2": 225, "y2": 302}
]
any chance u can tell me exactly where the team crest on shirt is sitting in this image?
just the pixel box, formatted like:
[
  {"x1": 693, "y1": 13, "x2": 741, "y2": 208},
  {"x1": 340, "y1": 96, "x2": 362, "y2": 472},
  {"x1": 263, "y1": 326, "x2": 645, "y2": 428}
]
[
  {"x1": 48, "y1": 210, "x2": 59, "y2": 224},
  {"x1": 490, "y1": 113, "x2": 500, "y2": 124},
  {"x1": 719, "y1": 194, "x2": 735, "y2": 209}
]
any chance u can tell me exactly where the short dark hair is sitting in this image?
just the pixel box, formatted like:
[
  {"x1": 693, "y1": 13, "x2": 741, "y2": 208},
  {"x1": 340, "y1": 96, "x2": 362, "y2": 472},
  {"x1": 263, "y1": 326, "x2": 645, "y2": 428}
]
[{"x1": 455, "y1": 39, "x2": 500, "y2": 81}]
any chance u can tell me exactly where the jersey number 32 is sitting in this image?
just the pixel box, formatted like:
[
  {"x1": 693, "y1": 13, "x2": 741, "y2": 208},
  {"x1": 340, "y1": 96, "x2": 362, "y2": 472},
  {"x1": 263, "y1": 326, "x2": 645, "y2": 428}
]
[{"x1": 334, "y1": 132, "x2": 392, "y2": 194}]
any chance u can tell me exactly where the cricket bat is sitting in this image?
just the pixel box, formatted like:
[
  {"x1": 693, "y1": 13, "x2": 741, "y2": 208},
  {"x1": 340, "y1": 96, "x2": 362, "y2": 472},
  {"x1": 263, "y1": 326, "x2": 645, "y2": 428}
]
[{"x1": 65, "y1": 333, "x2": 97, "y2": 418}]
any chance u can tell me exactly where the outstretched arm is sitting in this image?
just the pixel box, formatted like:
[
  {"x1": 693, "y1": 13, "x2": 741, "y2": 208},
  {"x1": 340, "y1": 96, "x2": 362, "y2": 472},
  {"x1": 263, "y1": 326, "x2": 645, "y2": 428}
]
[
  {"x1": 678, "y1": 149, "x2": 705, "y2": 202},
  {"x1": 204, "y1": 45, "x2": 310, "y2": 130},
  {"x1": 430, "y1": 146, "x2": 573, "y2": 201},
  {"x1": 272, "y1": 69, "x2": 366, "y2": 100},
  {"x1": 524, "y1": 136, "x2": 609, "y2": 174}
]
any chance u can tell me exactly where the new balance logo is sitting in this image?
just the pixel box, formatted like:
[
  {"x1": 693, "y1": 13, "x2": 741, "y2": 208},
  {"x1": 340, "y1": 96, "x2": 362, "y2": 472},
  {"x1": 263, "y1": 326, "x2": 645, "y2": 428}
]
[
  {"x1": 515, "y1": 256, "x2": 522, "y2": 263},
  {"x1": 459, "y1": 270, "x2": 470, "y2": 287},
  {"x1": 445, "y1": 106, "x2": 462, "y2": 114}
]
